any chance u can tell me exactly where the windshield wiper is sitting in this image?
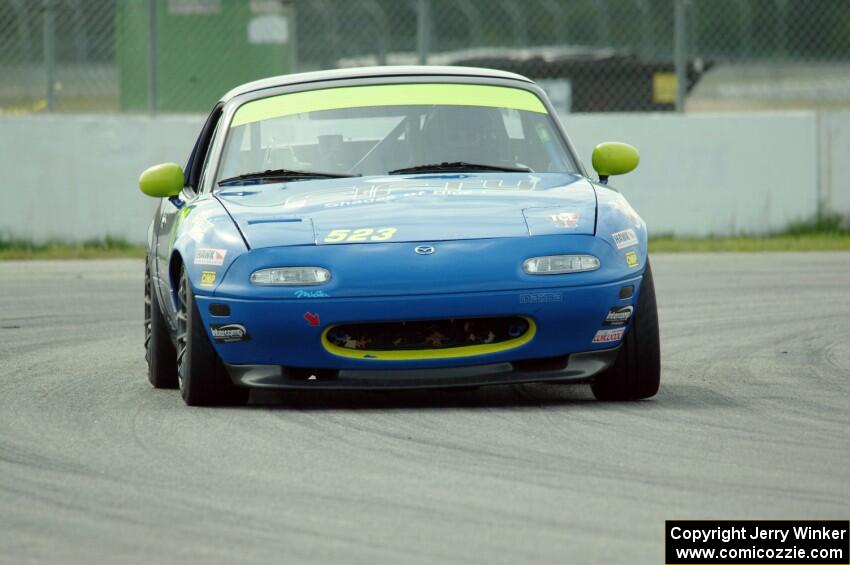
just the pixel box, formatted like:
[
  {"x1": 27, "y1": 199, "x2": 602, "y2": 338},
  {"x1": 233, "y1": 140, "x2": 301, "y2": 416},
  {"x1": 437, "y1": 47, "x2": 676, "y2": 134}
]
[
  {"x1": 388, "y1": 161, "x2": 532, "y2": 175},
  {"x1": 218, "y1": 168, "x2": 360, "y2": 186}
]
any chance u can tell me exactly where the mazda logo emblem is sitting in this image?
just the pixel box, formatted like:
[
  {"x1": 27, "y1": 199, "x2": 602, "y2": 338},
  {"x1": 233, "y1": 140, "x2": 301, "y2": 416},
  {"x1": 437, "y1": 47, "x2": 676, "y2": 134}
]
[{"x1": 414, "y1": 245, "x2": 435, "y2": 255}]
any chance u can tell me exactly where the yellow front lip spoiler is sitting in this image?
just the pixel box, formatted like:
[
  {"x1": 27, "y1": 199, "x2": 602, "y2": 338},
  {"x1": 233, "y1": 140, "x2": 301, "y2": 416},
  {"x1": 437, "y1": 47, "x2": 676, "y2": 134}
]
[{"x1": 321, "y1": 317, "x2": 536, "y2": 361}]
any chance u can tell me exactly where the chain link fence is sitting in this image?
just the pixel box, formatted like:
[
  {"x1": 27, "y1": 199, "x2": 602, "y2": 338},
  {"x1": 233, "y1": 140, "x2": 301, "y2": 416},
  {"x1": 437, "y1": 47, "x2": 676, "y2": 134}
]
[
  {"x1": 683, "y1": 0, "x2": 850, "y2": 111},
  {"x1": 1, "y1": 0, "x2": 850, "y2": 114}
]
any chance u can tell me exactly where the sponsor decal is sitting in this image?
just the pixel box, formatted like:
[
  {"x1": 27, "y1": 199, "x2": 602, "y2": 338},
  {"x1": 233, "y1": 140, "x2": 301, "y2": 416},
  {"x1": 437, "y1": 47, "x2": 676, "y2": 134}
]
[
  {"x1": 188, "y1": 225, "x2": 205, "y2": 242},
  {"x1": 519, "y1": 292, "x2": 563, "y2": 304},
  {"x1": 606, "y1": 193, "x2": 643, "y2": 227},
  {"x1": 549, "y1": 211, "x2": 580, "y2": 229},
  {"x1": 187, "y1": 216, "x2": 214, "y2": 242},
  {"x1": 603, "y1": 305, "x2": 634, "y2": 325},
  {"x1": 210, "y1": 323, "x2": 250, "y2": 343},
  {"x1": 611, "y1": 228, "x2": 639, "y2": 250},
  {"x1": 592, "y1": 327, "x2": 626, "y2": 344},
  {"x1": 304, "y1": 312, "x2": 320, "y2": 327},
  {"x1": 282, "y1": 178, "x2": 541, "y2": 212},
  {"x1": 294, "y1": 289, "x2": 329, "y2": 298},
  {"x1": 194, "y1": 248, "x2": 227, "y2": 266},
  {"x1": 200, "y1": 271, "x2": 217, "y2": 287},
  {"x1": 625, "y1": 250, "x2": 639, "y2": 268}
]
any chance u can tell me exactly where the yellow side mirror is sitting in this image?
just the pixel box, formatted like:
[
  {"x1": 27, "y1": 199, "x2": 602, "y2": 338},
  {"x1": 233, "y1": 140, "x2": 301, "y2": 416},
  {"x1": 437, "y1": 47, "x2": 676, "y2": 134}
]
[
  {"x1": 591, "y1": 142, "x2": 640, "y2": 184},
  {"x1": 139, "y1": 163, "x2": 184, "y2": 198}
]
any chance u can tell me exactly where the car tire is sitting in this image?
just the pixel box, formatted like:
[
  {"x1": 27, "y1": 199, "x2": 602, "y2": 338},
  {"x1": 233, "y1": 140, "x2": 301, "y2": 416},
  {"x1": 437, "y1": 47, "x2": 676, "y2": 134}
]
[
  {"x1": 145, "y1": 260, "x2": 179, "y2": 389},
  {"x1": 591, "y1": 259, "x2": 661, "y2": 401},
  {"x1": 176, "y1": 266, "x2": 249, "y2": 407}
]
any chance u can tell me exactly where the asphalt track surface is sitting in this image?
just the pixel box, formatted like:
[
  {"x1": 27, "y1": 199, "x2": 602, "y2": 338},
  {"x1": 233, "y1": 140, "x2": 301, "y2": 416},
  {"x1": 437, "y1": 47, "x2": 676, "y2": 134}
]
[{"x1": 0, "y1": 254, "x2": 848, "y2": 564}]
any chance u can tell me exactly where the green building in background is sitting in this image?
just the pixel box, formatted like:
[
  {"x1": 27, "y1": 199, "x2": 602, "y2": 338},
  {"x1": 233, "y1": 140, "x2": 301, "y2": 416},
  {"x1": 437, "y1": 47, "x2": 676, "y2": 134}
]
[{"x1": 117, "y1": 0, "x2": 295, "y2": 113}]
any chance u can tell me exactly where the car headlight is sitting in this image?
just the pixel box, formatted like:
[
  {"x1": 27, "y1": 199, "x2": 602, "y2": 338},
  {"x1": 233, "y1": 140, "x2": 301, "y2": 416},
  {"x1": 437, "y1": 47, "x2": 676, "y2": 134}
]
[
  {"x1": 250, "y1": 267, "x2": 331, "y2": 285},
  {"x1": 523, "y1": 255, "x2": 600, "y2": 275}
]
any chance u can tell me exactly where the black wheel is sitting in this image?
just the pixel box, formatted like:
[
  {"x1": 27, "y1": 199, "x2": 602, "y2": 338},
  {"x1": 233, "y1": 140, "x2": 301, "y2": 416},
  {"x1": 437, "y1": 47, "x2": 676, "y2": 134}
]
[
  {"x1": 591, "y1": 259, "x2": 661, "y2": 401},
  {"x1": 175, "y1": 266, "x2": 249, "y2": 407},
  {"x1": 145, "y1": 259, "x2": 178, "y2": 389}
]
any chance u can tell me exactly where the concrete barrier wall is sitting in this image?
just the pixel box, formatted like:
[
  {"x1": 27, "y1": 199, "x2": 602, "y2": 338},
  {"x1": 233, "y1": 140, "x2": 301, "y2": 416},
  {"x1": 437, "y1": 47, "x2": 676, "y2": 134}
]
[
  {"x1": 818, "y1": 110, "x2": 850, "y2": 218},
  {"x1": 0, "y1": 111, "x2": 842, "y2": 244},
  {"x1": 0, "y1": 114, "x2": 203, "y2": 244},
  {"x1": 565, "y1": 112, "x2": 820, "y2": 236}
]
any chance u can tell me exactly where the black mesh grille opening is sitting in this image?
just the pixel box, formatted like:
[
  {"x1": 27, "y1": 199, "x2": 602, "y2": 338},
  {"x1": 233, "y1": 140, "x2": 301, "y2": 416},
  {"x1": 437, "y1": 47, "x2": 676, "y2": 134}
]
[{"x1": 326, "y1": 317, "x2": 530, "y2": 351}]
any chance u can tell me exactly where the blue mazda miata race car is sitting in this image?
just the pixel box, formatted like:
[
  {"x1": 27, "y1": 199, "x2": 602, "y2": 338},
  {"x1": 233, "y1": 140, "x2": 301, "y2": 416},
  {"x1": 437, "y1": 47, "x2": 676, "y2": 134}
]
[{"x1": 140, "y1": 66, "x2": 660, "y2": 406}]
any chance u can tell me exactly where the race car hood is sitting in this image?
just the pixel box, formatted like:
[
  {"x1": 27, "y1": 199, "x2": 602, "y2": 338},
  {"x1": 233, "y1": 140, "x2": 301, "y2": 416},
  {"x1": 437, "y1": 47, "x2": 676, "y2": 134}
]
[{"x1": 215, "y1": 173, "x2": 597, "y2": 249}]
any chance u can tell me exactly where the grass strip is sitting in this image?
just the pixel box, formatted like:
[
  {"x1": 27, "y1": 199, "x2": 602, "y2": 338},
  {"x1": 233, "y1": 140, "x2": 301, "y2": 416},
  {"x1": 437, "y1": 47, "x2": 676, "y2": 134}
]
[
  {"x1": 649, "y1": 234, "x2": 850, "y2": 252},
  {"x1": 0, "y1": 237, "x2": 146, "y2": 260}
]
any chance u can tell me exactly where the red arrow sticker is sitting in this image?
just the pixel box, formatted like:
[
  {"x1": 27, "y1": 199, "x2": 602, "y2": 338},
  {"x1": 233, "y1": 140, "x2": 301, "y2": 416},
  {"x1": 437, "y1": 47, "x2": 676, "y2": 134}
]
[{"x1": 304, "y1": 312, "x2": 320, "y2": 327}]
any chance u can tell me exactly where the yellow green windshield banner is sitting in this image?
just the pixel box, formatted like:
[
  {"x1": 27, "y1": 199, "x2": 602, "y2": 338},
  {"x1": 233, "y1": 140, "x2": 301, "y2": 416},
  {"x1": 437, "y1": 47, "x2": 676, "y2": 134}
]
[{"x1": 230, "y1": 83, "x2": 547, "y2": 127}]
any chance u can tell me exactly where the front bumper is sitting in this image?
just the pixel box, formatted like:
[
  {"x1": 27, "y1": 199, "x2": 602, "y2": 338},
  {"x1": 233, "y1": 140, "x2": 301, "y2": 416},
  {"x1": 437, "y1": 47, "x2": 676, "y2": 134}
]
[
  {"x1": 225, "y1": 345, "x2": 620, "y2": 390},
  {"x1": 191, "y1": 232, "x2": 646, "y2": 386},
  {"x1": 194, "y1": 273, "x2": 642, "y2": 373}
]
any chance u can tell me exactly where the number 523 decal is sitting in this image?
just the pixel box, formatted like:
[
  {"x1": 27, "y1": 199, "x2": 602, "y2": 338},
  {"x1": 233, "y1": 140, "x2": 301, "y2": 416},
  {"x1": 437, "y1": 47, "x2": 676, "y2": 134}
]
[{"x1": 323, "y1": 227, "x2": 397, "y2": 243}]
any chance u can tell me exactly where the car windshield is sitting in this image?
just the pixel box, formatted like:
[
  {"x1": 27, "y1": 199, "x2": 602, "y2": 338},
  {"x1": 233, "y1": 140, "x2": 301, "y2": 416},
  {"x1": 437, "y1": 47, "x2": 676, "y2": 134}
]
[{"x1": 216, "y1": 83, "x2": 576, "y2": 184}]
